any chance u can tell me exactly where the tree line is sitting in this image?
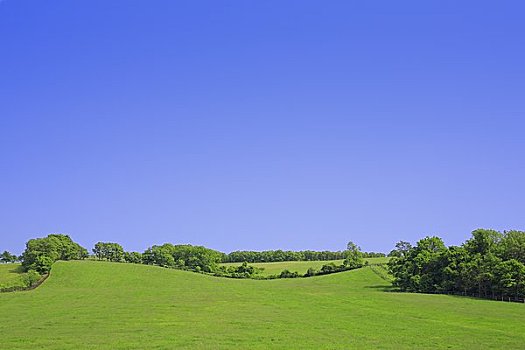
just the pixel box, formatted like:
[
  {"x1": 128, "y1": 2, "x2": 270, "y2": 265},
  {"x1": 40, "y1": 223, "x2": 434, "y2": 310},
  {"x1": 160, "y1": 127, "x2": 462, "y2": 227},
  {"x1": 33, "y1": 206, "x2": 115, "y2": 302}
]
[
  {"x1": 219, "y1": 242, "x2": 366, "y2": 279},
  {"x1": 223, "y1": 249, "x2": 384, "y2": 263},
  {"x1": 7, "y1": 229, "x2": 525, "y2": 300},
  {"x1": 388, "y1": 229, "x2": 525, "y2": 301},
  {"x1": 12, "y1": 234, "x2": 367, "y2": 280},
  {"x1": 91, "y1": 241, "x2": 365, "y2": 278}
]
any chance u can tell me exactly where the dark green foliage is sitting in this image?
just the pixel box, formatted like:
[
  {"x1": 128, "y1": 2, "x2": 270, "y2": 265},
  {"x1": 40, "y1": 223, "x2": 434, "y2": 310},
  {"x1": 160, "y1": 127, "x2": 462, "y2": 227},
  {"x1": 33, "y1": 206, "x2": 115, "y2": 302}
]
[
  {"x1": 221, "y1": 241, "x2": 366, "y2": 278},
  {"x1": 362, "y1": 252, "x2": 386, "y2": 258},
  {"x1": 499, "y1": 230, "x2": 525, "y2": 264},
  {"x1": 0, "y1": 251, "x2": 18, "y2": 263},
  {"x1": 305, "y1": 267, "x2": 317, "y2": 277},
  {"x1": 388, "y1": 229, "x2": 525, "y2": 300},
  {"x1": 92, "y1": 242, "x2": 125, "y2": 262},
  {"x1": 343, "y1": 241, "x2": 364, "y2": 268},
  {"x1": 142, "y1": 244, "x2": 223, "y2": 273},
  {"x1": 32, "y1": 256, "x2": 54, "y2": 274},
  {"x1": 320, "y1": 262, "x2": 339, "y2": 274},
  {"x1": 388, "y1": 241, "x2": 412, "y2": 257},
  {"x1": 214, "y1": 262, "x2": 265, "y2": 278},
  {"x1": 21, "y1": 270, "x2": 41, "y2": 287},
  {"x1": 297, "y1": 262, "x2": 361, "y2": 277},
  {"x1": 123, "y1": 251, "x2": 143, "y2": 264},
  {"x1": 319, "y1": 263, "x2": 351, "y2": 275},
  {"x1": 21, "y1": 234, "x2": 88, "y2": 274},
  {"x1": 224, "y1": 250, "x2": 346, "y2": 263},
  {"x1": 224, "y1": 245, "x2": 381, "y2": 264},
  {"x1": 279, "y1": 269, "x2": 299, "y2": 278}
]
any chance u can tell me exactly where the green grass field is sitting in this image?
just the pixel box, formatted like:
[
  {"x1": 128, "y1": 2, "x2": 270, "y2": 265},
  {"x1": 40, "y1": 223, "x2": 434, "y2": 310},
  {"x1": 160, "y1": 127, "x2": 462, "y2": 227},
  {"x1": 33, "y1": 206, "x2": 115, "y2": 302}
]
[
  {"x1": 0, "y1": 260, "x2": 524, "y2": 349},
  {"x1": 221, "y1": 257, "x2": 389, "y2": 276},
  {"x1": 0, "y1": 263, "x2": 27, "y2": 289}
]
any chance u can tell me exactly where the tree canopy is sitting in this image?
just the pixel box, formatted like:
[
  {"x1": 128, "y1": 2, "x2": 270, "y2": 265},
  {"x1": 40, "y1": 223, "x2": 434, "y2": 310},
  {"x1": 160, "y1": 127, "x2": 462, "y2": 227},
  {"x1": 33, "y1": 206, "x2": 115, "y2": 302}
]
[
  {"x1": 388, "y1": 229, "x2": 525, "y2": 300},
  {"x1": 21, "y1": 234, "x2": 88, "y2": 274},
  {"x1": 93, "y1": 242, "x2": 125, "y2": 262},
  {"x1": 142, "y1": 244, "x2": 223, "y2": 273},
  {"x1": 0, "y1": 250, "x2": 18, "y2": 263}
]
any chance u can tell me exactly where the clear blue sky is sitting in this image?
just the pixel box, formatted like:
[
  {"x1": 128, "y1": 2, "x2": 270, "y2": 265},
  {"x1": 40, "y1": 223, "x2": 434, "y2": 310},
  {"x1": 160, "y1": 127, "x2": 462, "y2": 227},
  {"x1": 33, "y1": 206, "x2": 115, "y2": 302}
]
[{"x1": 1, "y1": 1, "x2": 524, "y2": 254}]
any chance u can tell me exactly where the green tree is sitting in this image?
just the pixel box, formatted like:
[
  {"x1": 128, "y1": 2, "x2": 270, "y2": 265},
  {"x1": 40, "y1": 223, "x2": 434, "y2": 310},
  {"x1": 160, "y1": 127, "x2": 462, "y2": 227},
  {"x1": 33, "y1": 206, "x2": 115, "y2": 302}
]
[
  {"x1": 123, "y1": 251, "x2": 143, "y2": 264},
  {"x1": 388, "y1": 241, "x2": 412, "y2": 258},
  {"x1": 388, "y1": 229, "x2": 525, "y2": 300},
  {"x1": 0, "y1": 250, "x2": 17, "y2": 263},
  {"x1": 92, "y1": 242, "x2": 125, "y2": 262},
  {"x1": 32, "y1": 255, "x2": 54, "y2": 274},
  {"x1": 143, "y1": 244, "x2": 225, "y2": 273},
  {"x1": 279, "y1": 269, "x2": 299, "y2": 278},
  {"x1": 21, "y1": 234, "x2": 87, "y2": 273},
  {"x1": 22, "y1": 270, "x2": 42, "y2": 287},
  {"x1": 500, "y1": 230, "x2": 525, "y2": 264},
  {"x1": 389, "y1": 236, "x2": 448, "y2": 292},
  {"x1": 343, "y1": 241, "x2": 364, "y2": 268},
  {"x1": 464, "y1": 229, "x2": 502, "y2": 256},
  {"x1": 305, "y1": 267, "x2": 317, "y2": 277}
]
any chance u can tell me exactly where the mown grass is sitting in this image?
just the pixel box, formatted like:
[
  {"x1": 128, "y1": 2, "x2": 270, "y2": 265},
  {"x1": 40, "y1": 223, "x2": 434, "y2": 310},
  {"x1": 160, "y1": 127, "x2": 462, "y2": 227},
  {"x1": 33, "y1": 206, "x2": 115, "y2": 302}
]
[
  {"x1": 221, "y1": 257, "x2": 389, "y2": 276},
  {"x1": 0, "y1": 260, "x2": 524, "y2": 349},
  {"x1": 0, "y1": 263, "x2": 27, "y2": 289}
]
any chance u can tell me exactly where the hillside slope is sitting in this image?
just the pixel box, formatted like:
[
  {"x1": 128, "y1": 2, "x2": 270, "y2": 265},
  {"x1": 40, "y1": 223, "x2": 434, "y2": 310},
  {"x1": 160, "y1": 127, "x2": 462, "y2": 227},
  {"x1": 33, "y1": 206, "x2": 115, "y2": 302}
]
[
  {"x1": 0, "y1": 261, "x2": 524, "y2": 349},
  {"x1": 0, "y1": 263, "x2": 27, "y2": 289}
]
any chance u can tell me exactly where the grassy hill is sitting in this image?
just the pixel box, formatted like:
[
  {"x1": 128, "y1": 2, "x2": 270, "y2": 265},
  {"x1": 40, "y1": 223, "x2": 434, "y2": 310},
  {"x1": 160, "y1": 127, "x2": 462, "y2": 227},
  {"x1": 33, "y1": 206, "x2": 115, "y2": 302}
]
[
  {"x1": 0, "y1": 263, "x2": 28, "y2": 289},
  {"x1": 0, "y1": 260, "x2": 524, "y2": 349},
  {"x1": 220, "y1": 257, "x2": 389, "y2": 276}
]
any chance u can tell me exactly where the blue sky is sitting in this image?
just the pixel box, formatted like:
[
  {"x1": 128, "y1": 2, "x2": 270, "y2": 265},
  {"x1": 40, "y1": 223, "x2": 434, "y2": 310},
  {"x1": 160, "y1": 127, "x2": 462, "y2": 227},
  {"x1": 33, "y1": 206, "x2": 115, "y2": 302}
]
[{"x1": 1, "y1": 1, "x2": 524, "y2": 254}]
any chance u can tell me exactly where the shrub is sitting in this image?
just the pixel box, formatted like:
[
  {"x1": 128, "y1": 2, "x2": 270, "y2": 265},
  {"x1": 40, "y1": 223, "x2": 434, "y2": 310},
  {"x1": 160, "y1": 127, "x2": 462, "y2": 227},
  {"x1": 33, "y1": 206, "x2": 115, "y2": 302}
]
[
  {"x1": 305, "y1": 267, "x2": 317, "y2": 277},
  {"x1": 279, "y1": 269, "x2": 299, "y2": 278},
  {"x1": 22, "y1": 270, "x2": 42, "y2": 287}
]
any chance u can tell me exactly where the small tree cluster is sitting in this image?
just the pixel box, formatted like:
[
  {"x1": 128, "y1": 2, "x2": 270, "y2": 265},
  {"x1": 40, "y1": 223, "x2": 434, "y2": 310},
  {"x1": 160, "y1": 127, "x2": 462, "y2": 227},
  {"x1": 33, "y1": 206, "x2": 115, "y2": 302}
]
[
  {"x1": 279, "y1": 269, "x2": 300, "y2": 278},
  {"x1": 21, "y1": 234, "x2": 88, "y2": 274},
  {"x1": 92, "y1": 242, "x2": 125, "y2": 262},
  {"x1": 343, "y1": 241, "x2": 364, "y2": 268},
  {"x1": 123, "y1": 251, "x2": 143, "y2": 264},
  {"x1": 0, "y1": 251, "x2": 18, "y2": 263},
  {"x1": 214, "y1": 262, "x2": 265, "y2": 278},
  {"x1": 142, "y1": 244, "x2": 223, "y2": 273},
  {"x1": 362, "y1": 252, "x2": 386, "y2": 258}
]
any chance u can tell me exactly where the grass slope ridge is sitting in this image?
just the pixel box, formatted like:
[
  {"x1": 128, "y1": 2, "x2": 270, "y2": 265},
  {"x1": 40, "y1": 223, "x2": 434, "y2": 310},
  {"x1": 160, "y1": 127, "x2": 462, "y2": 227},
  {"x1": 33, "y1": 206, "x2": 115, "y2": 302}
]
[{"x1": 0, "y1": 261, "x2": 524, "y2": 349}]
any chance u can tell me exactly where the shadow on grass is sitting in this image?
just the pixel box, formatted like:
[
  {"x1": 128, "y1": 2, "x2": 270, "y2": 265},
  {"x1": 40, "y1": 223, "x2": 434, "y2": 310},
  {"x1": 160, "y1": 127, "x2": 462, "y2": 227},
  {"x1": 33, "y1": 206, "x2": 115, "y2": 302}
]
[
  {"x1": 364, "y1": 284, "x2": 396, "y2": 292},
  {"x1": 8, "y1": 265, "x2": 25, "y2": 274}
]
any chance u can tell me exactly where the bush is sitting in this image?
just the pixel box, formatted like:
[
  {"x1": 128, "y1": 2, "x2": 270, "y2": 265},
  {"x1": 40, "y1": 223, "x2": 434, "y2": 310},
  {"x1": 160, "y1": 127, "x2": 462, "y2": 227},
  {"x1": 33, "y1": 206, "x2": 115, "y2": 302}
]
[
  {"x1": 123, "y1": 251, "x2": 143, "y2": 264},
  {"x1": 32, "y1": 256, "x2": 54, "y2": 274},
  {"x1": 22, "y1": 270, "x2": 42, "y2": 287},
  {"x1": 279, "y1": 269, "x2": 299, "y2": 278},
  {"x1": 320, "y1": 263, "x2": 338, "y2": 274},
  {"x1": 213, "y1": 262, "x2": 264, "y2": 278},
  {"x1": 304, "y1": 267, "x2": 317, "y2": 277}
]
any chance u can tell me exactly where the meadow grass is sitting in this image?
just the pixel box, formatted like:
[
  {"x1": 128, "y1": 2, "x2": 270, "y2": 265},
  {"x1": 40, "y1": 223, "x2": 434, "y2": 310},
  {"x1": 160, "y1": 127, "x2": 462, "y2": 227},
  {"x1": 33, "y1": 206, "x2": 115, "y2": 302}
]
[
  {"x1": 0, "y1": 263, "x2": 27, "y2": 289},
  {"x1": 221, "y1": 257, "x2": 389, "y2": 276},
  {"x1": 0, "y1": 260, "x2": 524, "y2": 349}
]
